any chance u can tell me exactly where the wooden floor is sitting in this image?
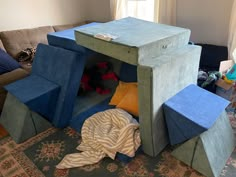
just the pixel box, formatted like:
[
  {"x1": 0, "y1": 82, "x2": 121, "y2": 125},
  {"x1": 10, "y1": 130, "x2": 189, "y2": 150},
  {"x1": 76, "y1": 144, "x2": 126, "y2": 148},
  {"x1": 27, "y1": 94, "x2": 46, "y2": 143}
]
[{"x1": 0, "y1": 124, "x2": 8, "y2": 138}]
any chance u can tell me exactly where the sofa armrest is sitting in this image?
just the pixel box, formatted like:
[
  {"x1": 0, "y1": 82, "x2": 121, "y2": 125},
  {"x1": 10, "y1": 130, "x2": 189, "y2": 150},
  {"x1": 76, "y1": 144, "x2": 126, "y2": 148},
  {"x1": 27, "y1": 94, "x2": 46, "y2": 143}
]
[
  {"x1": 0, "y1": 39, "x2": 6, "y2": 51},
  {"x1": 0, "y1": 68, "x2": 29, "y2": 87}
]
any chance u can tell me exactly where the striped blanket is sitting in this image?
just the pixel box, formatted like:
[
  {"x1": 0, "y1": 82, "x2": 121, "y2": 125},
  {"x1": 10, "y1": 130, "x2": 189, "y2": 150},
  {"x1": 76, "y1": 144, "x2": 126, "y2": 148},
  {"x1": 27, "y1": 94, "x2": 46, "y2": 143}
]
[{"x1": 56, "y1": 108, "x2": 141, "y2": 169}]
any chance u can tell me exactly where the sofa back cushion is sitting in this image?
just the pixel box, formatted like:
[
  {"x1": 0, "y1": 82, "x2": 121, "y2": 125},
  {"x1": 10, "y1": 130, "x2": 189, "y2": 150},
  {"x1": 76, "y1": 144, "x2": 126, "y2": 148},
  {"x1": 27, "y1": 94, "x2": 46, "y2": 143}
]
[{"x1": 0, "y1": 26, "x2": 55, "y2": 59}]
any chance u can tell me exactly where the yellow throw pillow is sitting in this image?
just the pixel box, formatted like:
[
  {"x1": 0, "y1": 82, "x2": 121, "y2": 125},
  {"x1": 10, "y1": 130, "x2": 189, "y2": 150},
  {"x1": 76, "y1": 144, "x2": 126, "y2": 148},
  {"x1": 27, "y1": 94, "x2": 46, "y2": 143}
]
[
  {"x1": 109, "y1": 81, "x2": 137, "y2": 106},
  {"x1": 116, "y1": 85, "x2": 139, "y2": 116}
]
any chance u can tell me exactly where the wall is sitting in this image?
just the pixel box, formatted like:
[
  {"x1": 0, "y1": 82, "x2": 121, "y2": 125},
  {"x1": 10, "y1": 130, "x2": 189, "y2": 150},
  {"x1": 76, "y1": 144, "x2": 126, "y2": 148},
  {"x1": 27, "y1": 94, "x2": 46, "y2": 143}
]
[
  {"x1": 176, "y1": 0, "x2": 234, "y2": 46},
  {"x1": 0, "y1": 0, "x2": 233, "y2": 46},
  {"x1": 0, "y1": 0, "x2": 86, "y2": 31},
  {"x1": 83, "y1": 0, "x2": 111, "y2": 22},
  {"x1": 83, "y1": 0, "x2": 233, "y2": 46}
]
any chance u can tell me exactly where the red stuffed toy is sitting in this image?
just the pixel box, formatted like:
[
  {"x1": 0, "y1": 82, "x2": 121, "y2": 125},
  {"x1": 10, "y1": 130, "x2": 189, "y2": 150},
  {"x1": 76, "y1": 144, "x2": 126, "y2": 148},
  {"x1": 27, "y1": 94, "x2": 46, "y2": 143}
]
[{"x1": 79, "y1": 61, "x2": 118, "y2": 95}]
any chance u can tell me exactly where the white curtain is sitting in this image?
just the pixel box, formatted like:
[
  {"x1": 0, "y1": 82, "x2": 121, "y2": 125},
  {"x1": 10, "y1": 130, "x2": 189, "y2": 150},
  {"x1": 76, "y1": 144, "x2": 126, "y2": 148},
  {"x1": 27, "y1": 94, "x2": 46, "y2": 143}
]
[
  {"x1": 228, "y1": 0, "x2": 236, "y2": 61},
  {"x1": 110, "y1": 0, "x2": 176, "y2": 25},
  {"x1": 110, "y1": 0, "x2": 127, "y2": 20},
  {"x1": 158, "y1": 0, "x2": 176, "y2": 25}
]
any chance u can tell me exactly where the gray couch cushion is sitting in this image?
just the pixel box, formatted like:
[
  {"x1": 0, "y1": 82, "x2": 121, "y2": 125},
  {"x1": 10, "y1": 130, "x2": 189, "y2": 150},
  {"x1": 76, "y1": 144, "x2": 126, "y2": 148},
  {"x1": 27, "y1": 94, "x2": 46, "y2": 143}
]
[{"x1": 0, "y1": 26, "x2": 55, "y2": 58}]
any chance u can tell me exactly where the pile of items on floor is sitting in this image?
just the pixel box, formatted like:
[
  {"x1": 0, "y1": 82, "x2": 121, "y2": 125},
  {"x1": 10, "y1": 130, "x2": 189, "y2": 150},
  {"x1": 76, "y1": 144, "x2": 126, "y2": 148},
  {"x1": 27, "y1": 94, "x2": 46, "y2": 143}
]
[
  {"x1": 198, "y1": 59, "x2": 236, "y2": 100},
  {"x1": 197, "y1": 45, "x2": 236, "y2": 109},
  {"x1": 57, "y1": 108, "x2": 140, "y2": 169}
]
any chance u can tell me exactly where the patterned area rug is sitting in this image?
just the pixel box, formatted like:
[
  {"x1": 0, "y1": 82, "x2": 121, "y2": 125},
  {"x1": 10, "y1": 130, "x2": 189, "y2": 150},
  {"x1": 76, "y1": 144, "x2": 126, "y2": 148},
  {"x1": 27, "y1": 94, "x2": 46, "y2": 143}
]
[{"x1": 0, "y1": 111, "x2": 236, "y2": 177}]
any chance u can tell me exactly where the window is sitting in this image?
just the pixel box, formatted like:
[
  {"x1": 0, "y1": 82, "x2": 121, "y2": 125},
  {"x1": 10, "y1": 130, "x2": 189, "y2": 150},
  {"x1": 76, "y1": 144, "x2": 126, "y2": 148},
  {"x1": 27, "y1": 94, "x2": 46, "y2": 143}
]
[
  {"x1": 127, "y1": 0, "x2": 155, "y2": 22},
  {"x1": 111, "y1": 0, "x2": 176, "y2": 25}
]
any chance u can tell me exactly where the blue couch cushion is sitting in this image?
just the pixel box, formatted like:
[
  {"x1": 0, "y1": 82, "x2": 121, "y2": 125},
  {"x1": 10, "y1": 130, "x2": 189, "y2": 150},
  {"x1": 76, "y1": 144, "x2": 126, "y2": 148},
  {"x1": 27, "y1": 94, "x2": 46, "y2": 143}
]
[
  {"x1": 163, "y1": 84, "x2": 230, "y2": 145},
  {"x1": 119, "y1": 62, "x2": 137, "y2": 82},
  {"x1": 32, "y1": 44, "x2": 87, "y2": 128},
  {"x1": 47, "y1": 23, "x2": 99, "y2": 53},
  {"x1": 0, "y1": 48, "x2": 20, "y2": 74},
  {"x1": 5, "y1": 75, "x2": 60, "y2": 120},
  {"x1": 197, "y1": 43, "x2": 228, "y2": 71}
]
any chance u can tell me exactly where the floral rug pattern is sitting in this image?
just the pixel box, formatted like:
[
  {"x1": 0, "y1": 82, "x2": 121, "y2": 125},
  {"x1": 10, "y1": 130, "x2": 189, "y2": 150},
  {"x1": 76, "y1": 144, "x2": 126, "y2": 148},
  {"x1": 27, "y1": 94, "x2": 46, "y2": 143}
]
[{"x1": 0, "y1": 111, "x2": 236, "y2": 177}]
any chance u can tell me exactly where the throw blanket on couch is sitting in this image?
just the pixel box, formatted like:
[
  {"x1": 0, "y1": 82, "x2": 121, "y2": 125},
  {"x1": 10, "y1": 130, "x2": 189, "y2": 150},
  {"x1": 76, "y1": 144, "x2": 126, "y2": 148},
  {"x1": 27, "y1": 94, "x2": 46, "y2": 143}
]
[
  {"x1": 56, "y1": 108, "x2": 141, "y2": 169},
  {"x1": 16, "y1": 47, "x2": 36, "y2": 63}
]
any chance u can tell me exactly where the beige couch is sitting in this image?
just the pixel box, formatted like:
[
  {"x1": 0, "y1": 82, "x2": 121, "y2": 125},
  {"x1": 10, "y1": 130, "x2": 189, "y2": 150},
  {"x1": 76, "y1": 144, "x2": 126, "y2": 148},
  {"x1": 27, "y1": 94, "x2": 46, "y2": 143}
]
[{"x1": 0, "y1": 22, "x2": 86, "y2": 112}]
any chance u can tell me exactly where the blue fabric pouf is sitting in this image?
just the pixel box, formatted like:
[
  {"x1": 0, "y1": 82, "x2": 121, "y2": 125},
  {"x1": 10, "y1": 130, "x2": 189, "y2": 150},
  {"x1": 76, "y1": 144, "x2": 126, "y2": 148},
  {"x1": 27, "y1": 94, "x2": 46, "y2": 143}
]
[{"x1": 163, "y1": 84, "x2": 229, "y2": 145}]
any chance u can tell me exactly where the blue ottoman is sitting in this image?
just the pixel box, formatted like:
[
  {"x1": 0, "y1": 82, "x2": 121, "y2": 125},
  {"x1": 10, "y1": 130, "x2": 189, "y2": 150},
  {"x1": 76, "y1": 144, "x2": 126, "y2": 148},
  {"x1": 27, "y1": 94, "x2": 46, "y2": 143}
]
[
  {"x1": 171, "y1": 110, "x2": 235, "y2": 177},
  {"x1": 163, "y1": 84, "x2": 230, "y2": 145},
  {"x1": 163, "y1": 84, "x2": 235, "y2": 177}
]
